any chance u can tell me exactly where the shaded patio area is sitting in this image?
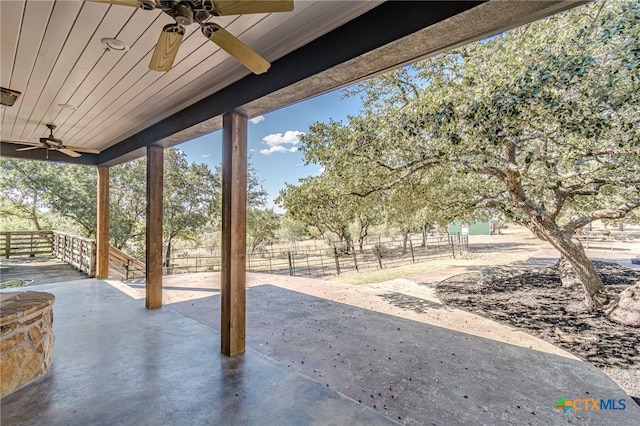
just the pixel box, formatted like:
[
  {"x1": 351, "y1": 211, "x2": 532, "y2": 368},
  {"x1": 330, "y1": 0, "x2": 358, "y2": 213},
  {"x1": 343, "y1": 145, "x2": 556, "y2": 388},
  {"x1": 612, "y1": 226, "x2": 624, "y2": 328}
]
[{"x1": 2, "y1": 276, "x2": 639, "y2": 425}]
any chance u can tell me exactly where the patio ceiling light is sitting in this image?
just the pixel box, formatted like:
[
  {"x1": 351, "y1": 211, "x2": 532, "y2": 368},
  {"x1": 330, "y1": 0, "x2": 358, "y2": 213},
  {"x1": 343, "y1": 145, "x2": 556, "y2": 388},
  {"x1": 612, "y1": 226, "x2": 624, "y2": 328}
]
[{"x1": 101, "y1": 38, "x2": 130, "y2": 52}]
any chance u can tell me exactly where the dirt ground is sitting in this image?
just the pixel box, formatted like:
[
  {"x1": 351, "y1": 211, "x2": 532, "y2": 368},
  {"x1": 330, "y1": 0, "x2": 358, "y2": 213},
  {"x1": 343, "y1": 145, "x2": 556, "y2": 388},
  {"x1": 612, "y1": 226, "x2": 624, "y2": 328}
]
[
  {"x1": 435, "y1": 262, "x2": 640, "y2": 400},
  {"x1": 120, "y1": 225, "x2": 640, "y2": 401}
]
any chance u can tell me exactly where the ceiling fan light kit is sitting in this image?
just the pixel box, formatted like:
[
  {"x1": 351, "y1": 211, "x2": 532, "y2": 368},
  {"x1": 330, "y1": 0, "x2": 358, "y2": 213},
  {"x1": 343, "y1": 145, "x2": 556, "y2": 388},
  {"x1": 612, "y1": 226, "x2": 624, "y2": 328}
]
[
  {"x1": 87, "y1": 0, "x2": 293, "y2": 73},
  {"x1": 1, "y1": 87, "x2": 22, "y2": 107}
]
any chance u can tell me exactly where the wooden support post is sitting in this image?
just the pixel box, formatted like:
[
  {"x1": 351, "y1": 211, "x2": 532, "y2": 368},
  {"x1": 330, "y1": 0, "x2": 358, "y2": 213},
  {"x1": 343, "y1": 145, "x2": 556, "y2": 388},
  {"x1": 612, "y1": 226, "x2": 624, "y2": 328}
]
[
  {"x1": 146, "y1": 145, "x2": 164, "y2": 309},
  {"x1": 96, "y1": 166, "x2": 110, "y2": 278},
  {"x1": 221, "y1": 112, "x2": 247, "y2": 356},
  {"x1": 5, "y1": 233, "x2": 10, "y2": 258}
]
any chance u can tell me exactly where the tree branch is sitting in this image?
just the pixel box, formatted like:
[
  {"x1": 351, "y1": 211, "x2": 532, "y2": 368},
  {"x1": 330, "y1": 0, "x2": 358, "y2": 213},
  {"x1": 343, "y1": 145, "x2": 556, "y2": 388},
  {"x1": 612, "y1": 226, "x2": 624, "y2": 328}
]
[{"x1": 563, "y1": 198, "x2": 640, "y2": 233}]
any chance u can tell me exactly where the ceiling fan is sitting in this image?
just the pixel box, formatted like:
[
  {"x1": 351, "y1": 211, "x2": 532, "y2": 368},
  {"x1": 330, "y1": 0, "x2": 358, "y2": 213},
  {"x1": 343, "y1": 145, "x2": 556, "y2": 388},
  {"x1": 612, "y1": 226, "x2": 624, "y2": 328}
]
[
  {"x1": 88, "y1": 0, "x2": 294, "y2": 74},
  {"x1": 1, "y1": 124, "x2": 100, "y2": 158}
]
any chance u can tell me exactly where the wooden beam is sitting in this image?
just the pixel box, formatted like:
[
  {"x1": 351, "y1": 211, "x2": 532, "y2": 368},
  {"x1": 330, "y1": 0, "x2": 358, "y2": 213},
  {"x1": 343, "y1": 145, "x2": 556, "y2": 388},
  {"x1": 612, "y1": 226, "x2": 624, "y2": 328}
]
[
  {"x1": 146, "y1": 145, "x2": 164, "y2": 309},
  {"x1": 96, "y1": 166, "x2": 110, "y2": 279},
  {"x1": 220, "y1": 112, "x2": 247, "y2": 356}
]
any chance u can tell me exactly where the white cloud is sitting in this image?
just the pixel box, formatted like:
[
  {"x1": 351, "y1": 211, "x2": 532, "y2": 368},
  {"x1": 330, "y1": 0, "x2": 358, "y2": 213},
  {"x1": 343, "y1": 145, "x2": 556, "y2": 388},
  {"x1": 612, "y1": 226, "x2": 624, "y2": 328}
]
[
  {"x1": 249, "y1": 115, "x2": 265, "y2": 124},
  {"x1": 319, "y1": 166, "x2": 325, "y2": 173},
  {"x1": 262, "y1": 130, "x2": 303, "y2": 146},
  {"x1": 200, "y1": 153, "x2": 210, "y2": 158},
  {"x1": 259, "y1": 130, "x2": 304, "y2": 155},
  {"x1": 260, "y1": 145, "x2": 290, "y2": 155}
]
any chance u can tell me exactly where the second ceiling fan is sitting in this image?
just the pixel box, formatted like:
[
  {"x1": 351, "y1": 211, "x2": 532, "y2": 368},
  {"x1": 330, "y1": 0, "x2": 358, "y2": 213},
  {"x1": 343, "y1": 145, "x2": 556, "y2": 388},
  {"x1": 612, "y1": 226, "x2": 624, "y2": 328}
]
[{"x1": 90, "y1": 0, "x2": 294, "y2": 74}]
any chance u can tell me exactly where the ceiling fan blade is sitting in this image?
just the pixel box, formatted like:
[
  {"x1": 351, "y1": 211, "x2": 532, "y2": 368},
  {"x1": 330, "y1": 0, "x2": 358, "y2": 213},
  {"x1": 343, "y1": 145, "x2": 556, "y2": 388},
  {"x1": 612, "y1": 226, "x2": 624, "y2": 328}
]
[
  {"x1": 149, "y1": 24, "x2": 185, "y2": 72},
  {"x1": 15, "y1": 146, "x2": 42, "y2": 152},
  {"x1": 202, "y1": 23, "x2": 270, "y2": 74},
  {"x1": 212, "y1": 1, "x2": 293, "y2": 15},
  {"x1": 64, "y1": 145, "x2": 100, "y2": 154},
  {"x1": 58, "y1": 148, "x2": 82, "y2": 158},
  {"x1": 84, "y1": 0, "x2": 143, "y2": 8},
  {"x1": 1, "y1": 140, "x2": 42, "y2": 147}
]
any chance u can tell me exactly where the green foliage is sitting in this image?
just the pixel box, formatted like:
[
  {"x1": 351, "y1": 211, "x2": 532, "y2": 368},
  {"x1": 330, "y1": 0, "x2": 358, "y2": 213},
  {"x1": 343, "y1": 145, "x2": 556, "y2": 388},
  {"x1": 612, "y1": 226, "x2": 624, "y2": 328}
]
[
  {"x1": 302, "y1": 1, "x2": 639, "y2": 236},
  {"x1": 0, "y1": 148, "x2": 272, "y2": 260},
  {"x1": 247, "y1": 208, "x2": 280, "y2": 253},
  {"x1": 277, "y1": 217, "x2": 310, "y2": 241},
  {"x1": 276, "y1": 175, "x2": 354, "y2": 246},
  {"x1": 0, "y1": 159, "x2": 97, "y2": 236},
  {"x1": 110, "y1": 159, "x2": 147, "y2": 253},
  {"x1": 297, "y1": 1, "x2": 640, "y2": 307}
]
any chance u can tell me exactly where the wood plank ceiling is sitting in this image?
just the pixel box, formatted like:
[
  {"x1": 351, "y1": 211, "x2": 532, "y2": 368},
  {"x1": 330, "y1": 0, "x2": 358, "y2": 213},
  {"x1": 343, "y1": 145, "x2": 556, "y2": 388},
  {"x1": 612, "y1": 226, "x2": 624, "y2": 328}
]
[
  {"x1": 1, "y1": 1, "x2": 585, "y2": 166},
  {"x1": 1, "y1": 0, "x2": 381, "y2": 153}
]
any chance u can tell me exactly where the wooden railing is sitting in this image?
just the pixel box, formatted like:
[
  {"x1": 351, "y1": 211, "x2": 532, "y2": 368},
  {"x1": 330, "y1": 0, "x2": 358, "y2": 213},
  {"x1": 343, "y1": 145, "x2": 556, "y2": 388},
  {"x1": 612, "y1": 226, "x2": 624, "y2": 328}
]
[
  {"x1": 52, "y1": 231, "x2": 96, "y2": 277},
  {"x1": 1, "y1": 230, "x2": 149, "y2": 281},
  {"x1": 1, "y1": 231, "x2": 54, "y2": 258},
  {"x1": 109, "y1": 246, "x2": 145, "y2": 281},
  {"x1": 1, "y1": 230, "x2": 97, "y2": 277}
]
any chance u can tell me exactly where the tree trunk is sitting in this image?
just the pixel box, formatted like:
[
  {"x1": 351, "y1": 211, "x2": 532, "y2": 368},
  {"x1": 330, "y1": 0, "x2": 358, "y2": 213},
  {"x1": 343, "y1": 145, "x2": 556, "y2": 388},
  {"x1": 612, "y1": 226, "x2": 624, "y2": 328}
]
[
  {"x1": 557, "y1": 256, "x2": 581, "y2": 288},
  {"x1": 402, "y1": 231, "x2": 408, "y2": 255},
  {"x1": 30, "y1": 194, "x2": 41, "y2": 230},
  {"x1": 540, "y1": 227, "x2": 609, "y2": 309},
  {"x1": 164, "y1": 239, "x2": 172, "y2": 268}
]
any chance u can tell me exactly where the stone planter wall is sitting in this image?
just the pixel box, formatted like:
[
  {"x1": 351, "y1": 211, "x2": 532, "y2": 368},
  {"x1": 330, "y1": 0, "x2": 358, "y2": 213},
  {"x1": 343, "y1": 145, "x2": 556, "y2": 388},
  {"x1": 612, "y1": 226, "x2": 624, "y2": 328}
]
[{"x1": 1, "y1": 291, "x2": 55, "y2": 397}]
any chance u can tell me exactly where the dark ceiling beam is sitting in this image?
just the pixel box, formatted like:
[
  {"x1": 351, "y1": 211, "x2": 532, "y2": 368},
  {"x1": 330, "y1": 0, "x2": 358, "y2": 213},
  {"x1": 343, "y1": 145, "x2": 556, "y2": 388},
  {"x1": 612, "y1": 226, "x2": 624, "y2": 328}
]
[{"x1": 97, "y1": 0, "x2": 483, "y2": 166}]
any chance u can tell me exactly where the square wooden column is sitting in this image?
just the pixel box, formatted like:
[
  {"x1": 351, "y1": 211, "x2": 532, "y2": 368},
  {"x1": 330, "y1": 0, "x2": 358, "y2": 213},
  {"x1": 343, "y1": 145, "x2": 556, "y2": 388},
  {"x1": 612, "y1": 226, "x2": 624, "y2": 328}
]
[
  {"x1": 146, "y1": 145, "x2": 164, "y2": 309},
  {"x1": 96, "y1": 166, "x2": 110, "y2": 279},
  {"x1": 221, "y1": 112, "x2": 247, "y2": 356}
]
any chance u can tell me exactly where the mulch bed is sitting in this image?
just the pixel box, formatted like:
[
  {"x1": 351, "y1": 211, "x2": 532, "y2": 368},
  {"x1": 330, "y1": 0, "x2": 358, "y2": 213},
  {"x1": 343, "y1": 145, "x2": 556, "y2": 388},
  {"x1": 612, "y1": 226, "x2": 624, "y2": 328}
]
[{"x1": 435, "y1": 261, "x2": 640, "y2": 369}]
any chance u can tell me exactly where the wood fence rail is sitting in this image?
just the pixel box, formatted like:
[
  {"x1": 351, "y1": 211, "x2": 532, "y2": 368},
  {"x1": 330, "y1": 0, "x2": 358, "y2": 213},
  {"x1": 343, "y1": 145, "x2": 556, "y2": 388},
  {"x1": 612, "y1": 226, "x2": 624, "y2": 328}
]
[
  {"x1": 109, "y1": 246, "x2": 145, "y2": 281},
  {"x1": 1, "y1": 231, "x2": 54, "y2": 258},
  {"x1": 1, "y1": 230, "x2": 97, "y2": 277},
  {"x1": 52, "y1": 231, "x2": 96, "y2": 277}
]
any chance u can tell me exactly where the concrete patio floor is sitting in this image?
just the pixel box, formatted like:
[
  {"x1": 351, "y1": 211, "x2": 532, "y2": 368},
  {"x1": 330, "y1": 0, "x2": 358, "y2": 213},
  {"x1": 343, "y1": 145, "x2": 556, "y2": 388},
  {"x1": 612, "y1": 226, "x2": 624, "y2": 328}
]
[
  {"x1": 1, "y1": 279, "x2": 393, "y2": 426},
  {"x1": 2, "y1": 274, "x2": 639, "y2": 425}
]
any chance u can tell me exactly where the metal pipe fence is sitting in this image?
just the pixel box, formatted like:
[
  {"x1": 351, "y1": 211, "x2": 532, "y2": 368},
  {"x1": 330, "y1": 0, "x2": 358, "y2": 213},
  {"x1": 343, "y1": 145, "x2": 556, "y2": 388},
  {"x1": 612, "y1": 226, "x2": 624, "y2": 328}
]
[{"x1": 163, "y1": 233, "x2": 468, "y2": 278}]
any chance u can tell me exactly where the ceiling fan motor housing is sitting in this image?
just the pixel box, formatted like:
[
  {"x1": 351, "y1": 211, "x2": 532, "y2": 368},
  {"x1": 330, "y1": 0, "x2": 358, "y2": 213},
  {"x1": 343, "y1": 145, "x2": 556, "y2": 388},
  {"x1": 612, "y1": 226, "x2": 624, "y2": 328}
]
[
  {"x1": 139, "y1": 0, "x2": 158, "y2": 11},
  {"x1": 172, "y1": 3, "x2": 194, "y2": 26}
]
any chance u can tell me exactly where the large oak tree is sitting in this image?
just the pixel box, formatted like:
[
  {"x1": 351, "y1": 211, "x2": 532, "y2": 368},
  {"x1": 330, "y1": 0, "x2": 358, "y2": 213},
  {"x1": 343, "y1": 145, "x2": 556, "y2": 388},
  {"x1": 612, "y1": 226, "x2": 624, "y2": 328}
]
[{"x1": 301, "y1": 0, "x2": 640, "y2": 309}]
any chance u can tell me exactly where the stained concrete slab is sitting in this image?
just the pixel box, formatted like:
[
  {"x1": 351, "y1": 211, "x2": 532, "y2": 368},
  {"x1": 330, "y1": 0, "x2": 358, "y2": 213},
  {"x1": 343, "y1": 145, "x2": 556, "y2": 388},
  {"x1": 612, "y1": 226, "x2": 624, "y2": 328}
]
[
  {"x1": 0, "y1": 280, "x2": 395, "y2": 426},
  {"x1": 0, "y1": 256, "x2": 87, "y2": 286},
  {"x1": 170, "y1": 284, "x2": 640, "y2": 426}
]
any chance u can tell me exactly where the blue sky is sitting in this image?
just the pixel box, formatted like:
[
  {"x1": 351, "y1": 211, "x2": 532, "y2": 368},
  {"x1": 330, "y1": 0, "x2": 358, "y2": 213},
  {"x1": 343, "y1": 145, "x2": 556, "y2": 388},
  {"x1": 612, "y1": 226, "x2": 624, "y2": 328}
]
[{"x1": 178, "y1": 89, "x2": 362, "y2": 212}]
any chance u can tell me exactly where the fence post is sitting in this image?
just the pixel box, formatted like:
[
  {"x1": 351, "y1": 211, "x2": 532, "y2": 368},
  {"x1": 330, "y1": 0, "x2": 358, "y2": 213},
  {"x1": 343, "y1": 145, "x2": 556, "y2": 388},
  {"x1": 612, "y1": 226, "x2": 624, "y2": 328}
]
[
  {"x1": 333, "y1": 247, "x2": 341, "y2": 275},
  {"x1": 287, "y1": 251, "x2": 294, "y2": 276},
  {"x1": 5, "y1": 233, "x2": 10, "y2": 258},
  {"x1": 409, "y1": 238, "x2": 415, "y2": 263},
  {"x1": 126, "y1": 259, "x2": 132, "y2": 280},
  {"x1": 449, "y1": 235, "x2": 456, "y2": 259},
  {"x1": 375, "y1": 247, "x2": 383, "y2": 269},
  {"x1": 89, "y1": 241, "x2": 97, "y2": 277}
]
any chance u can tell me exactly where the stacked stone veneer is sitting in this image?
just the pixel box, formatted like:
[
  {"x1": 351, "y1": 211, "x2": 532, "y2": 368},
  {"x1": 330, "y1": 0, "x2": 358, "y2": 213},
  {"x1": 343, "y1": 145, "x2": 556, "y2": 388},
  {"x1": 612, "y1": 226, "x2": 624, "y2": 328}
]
[{"x1": 1, "y1": 291, "x2": 55, "y2": 397}]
